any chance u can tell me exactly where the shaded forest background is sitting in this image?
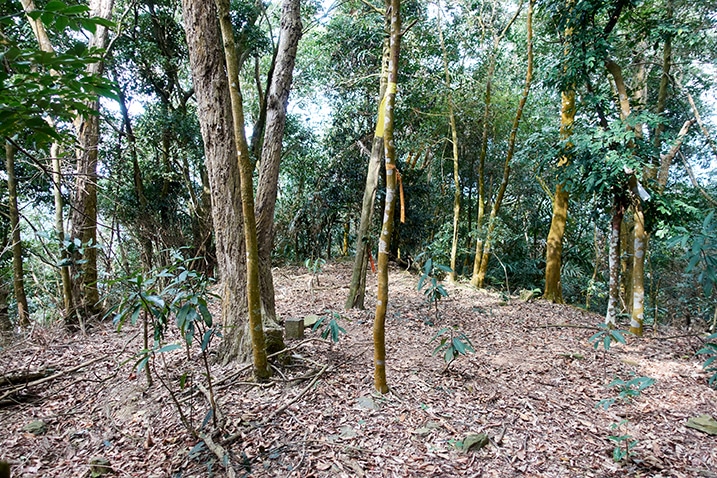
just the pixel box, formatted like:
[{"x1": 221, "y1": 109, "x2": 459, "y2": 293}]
[{"x1": 1, "y1": 0, "x2": 715, "y2": 331}]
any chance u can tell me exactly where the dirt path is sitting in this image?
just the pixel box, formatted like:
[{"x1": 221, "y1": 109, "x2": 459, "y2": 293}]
[{"x1": 1, "y1": 260, "x2": 715, "y2": 477}]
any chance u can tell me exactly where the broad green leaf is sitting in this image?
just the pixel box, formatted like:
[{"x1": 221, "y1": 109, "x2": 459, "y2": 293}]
[{"x1": 156, "y1": 343, "x2": 181, "y2": 354}]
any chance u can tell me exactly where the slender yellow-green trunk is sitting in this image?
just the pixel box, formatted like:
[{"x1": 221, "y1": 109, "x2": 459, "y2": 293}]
[
  {"x1": 471, "y1": 5, "x2": 522, "y2": 288},
  {"x1": 436, "y1": 5, "x2": 460, "y2": 282},
  {"x1": 215, "y1": 0, "x2": 269, "y2": 380},
  {"x1": 374, "y1": 0, "x2": 401, "y2": 394},
  {"x1": 346, "y1": 16, "x2": 391, "y2": 310}
]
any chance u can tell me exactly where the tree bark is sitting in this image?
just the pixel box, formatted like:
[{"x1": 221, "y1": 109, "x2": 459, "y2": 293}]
[
  {"x1": 5, "y1": 142, "x2": 29, "y2": 326},
  {"x1": 436, "y1": 6, "x2": 460, "y2": 282},
  {"x1": 606, "y1": 200, "x2": 624, "y2": 326},
  {"x1": 69, "y1": 0, "x2": 115, "y2": 322},
  {"x1": 182, "y1": 0, "x2": 251, "y2": 367},
  {"x1": 51, "y1": 138, "x2": 74, "y2": 318},
  {"x1": 543, "y1": 89, "x2": 575, "y2": 303},
  {"x1": 346, "y1": 14, "x2": 391, "y2": 310},
  {"x1": 374, "y1": 0, "x2": 400, "y2": 395},
  {"x1": 254, "y1": 0, "x2": 303, "y2": 355},
  {"x1": 214, "y1": 0, "x2": 269, "y2": 379}
]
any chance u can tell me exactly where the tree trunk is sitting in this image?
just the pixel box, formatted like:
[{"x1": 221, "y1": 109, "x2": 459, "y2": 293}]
[
  {"x1": 254, "y1": 0, "x2": 303, "y2": 355},
  {"x1": 544, "y1": 89, "x2": 575, "y2": 303},
  {"x1": 606, "y1": 200, "x2": 624, "y2": 326},
  {"x1": 182, "y1": 0, "x2": 252, "y2": 367},
  {"x1": 544, "y1": 0, "x2": 577, "y2": 303},
  {"x1": 374, "y1": 0, "x2": 401, "y2": 395},
  {"x1": 215, "y1": 0, "x2": 270, "y2": 379},
  {"x1": 346, "y1": 18, "x2": 391, "y2": 310},
  {"x1": 5, "y1": 142, "x2": 29, "y2": 326},
  {"x1": 470, "y1": 5, "x2": 522, "y2": 288},
  {"x1": 69, "y1": 0, "x2": 114, "y2": 322},
  {"x1": 51, "y1": 138, "x2": 74, "y2": 318},
  {"x1": 476, "y1": 0, "x2": 534, "y2": 288},
  {"x1": 436, "y1": 6, "x2": 460, "y2": 282},
  {"x1": 630, "y1": 205, "x2": 646, "y2": 335}
]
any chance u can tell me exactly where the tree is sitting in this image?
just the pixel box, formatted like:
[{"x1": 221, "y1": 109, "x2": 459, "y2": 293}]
[
  {"x1": 18, "y1": 0, "x2": 115, "y2": 323},
  {"x1": 69, "y1": 0, "x2": 115, "y2": 322},
  {"x1": 182, "y1": 0, "x2": 256, "y2": 368},
  {"x1": 470, "y1": 1, "x2": 522, "y2": 288},
  {"x1": 346, "y1": 4, "x2": 390, "y2": 310},
  {"x1": 255, "y1": 0, "x2": 303, "y2": 355},
  {"x1": 374, "y1": 0, "x2": 401, "y2": 394},
  {"x1": 474, "y1": 0, "x2": 534, "y2": 288},
  {"x1": 4, "y1": 141, "x2": 29, "y2": 326}
]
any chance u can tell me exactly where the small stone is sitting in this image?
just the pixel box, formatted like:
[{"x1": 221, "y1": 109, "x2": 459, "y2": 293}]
[
  {"x1": 339, "y1": 425, "x2": 357, "y2": 438},
  {"x1": 22, "y1": 420, "x2": 46, "y2": 435},
  {"x1": 356, "y1": 396, "x2": 379, "y2": 410},
  {"x1": 303, "y1": 314, "x2": 320, "y2": 328},
  {"x1": 413, "y1": 421, "x2": 441, "y2": 437},
  {"x1": 686, "y1": 414, "x2": 717, "y2": 435},
  {"x1": 462, "y1": 433, "x2": 489, "y2": 452}
]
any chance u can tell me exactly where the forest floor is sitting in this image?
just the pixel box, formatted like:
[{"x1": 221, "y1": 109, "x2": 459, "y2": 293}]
[{"x1": 1, "y1": 260, "x2": 716, "y2": 477}]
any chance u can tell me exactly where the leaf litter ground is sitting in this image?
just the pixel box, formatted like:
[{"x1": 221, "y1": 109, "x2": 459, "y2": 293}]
[{"x1": 1, "y1": 260, "x2": 716, "y2": 477}]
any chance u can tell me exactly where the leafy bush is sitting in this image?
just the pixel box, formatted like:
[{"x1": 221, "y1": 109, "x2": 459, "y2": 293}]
[
  {"x1": 417, "y1": 256, "x2": 451, "y2": 324},
  {"x1": 430, "y1": 327, "x2": 474, "y2": 373},
  {"x1": 589, "y1": 324, "x2": 627, "y2": 351},
  {"x1": 107, "y1": 253, "x2": 220, "y2": 435},
  {"x1": 597, "y1": 374, "x2": 656, "y2": 462},
  {"x1": 312, "y1": 310, "x2": 346, "y2": 342}
]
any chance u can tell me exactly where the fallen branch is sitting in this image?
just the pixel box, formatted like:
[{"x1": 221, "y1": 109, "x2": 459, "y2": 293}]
[
  {"x1": 0, "y1": 356, "x2": 106, "y2": 403},
  {"x1": 530, "y1": 324, "x2": 601, "y2": 330},
  {"x1": 0, "y1": 369, "x2": 54, "y2": 387},
  {"x1": 263, "y1": 363, "x2": 329, "y2": 424},
  {"x1": 199, "y1": 432, "x2": 236, "y2": 478},
  {"x1": 221, "y1": 363, "x2": 330, "y2": 446}
]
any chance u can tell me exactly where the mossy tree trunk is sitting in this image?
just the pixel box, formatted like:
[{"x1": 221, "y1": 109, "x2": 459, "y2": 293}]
[{"x1": 215, "y1": 0, "x2": 270, "y2": 380}]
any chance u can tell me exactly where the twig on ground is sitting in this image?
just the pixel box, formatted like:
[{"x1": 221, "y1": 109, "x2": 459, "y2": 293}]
[
  {"x1": 530, "y1": 324, "x2": 601, "y2": 330},
  {"x1": 0, "y1": 356, "x2": 106, "y2": 403},
  {"x1": 199, "y1": 431, "x2": 236, "y2": 478},
  {"x1": 264, "y1": 363, "x2": 329, "y2": 424}
]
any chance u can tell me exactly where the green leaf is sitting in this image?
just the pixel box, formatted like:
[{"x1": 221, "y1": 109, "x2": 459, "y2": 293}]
[
  {"x1": 452, "y1": 337, "x2": 467, "y2": 355},
  {"x1": 444, "y1": 347, "x2": 455, "y2": 363},
  {"x1": 312, "y1": 316, "x2": 325, "y2": 331},
  {"x1": 201, "y1": 329, "x2": 213, "y2": 352},
  {"x1": 430, "y1": 327, "x2": 450, "y2": 342},
  {"x1": 610, "y1": 330, "x2": 627, "y2": 344},
  {"x1": 136, "y1": 355, "x2": 150, "y2": 373},
  {"x1": 156, "y1": 343, "x2": 181, "y2": 354},
  {"x1": 44, "y1": 1, "x2": 68, "y2": 12},
  {"x1": 130, "y1": 304, "x2": 142, "y2": 325},
  {"x1": 199, "y1": 301, "x2": 212, "y2": 327},
  {"x1": 62, "y1": 5, "x2": 91, "y2": 15}
]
